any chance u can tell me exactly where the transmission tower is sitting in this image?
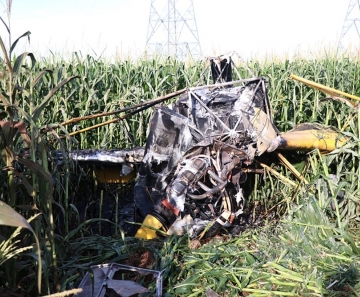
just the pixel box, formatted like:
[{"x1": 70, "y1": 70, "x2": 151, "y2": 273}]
[
  {"x1": 146, "y1": 0, "x2": 202, "y2": 60},
  {"x1": 338, "y1": 0, "x2": 360, "y2": 50}
]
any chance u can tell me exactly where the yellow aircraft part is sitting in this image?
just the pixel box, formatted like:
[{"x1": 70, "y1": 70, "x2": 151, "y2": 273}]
[
  {"x1": 95, "y1": 166, "x2": 136, "y2": 184},
  {"x1": 278, "y1": 124, "x2": 347, "y2": 152},
  {"x1": 290, "y1": 74, "x2": 360, "y2": 102},
  {"x1": 134, "y1": 214, "x2": 166, "y2": 239}
]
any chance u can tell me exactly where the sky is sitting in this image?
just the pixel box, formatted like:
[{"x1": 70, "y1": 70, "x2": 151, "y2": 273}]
[{"x1": 0, "y1": 0, "x2": 356, "y2": 61}]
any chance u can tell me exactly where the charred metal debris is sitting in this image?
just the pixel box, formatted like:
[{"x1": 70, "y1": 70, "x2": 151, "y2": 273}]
[
  {"x1": 134, "y1": 55, "x2": 283, "y2": 240},
  {"x1": 77, "y1": 263, "x2": 163, "y2": 297}
]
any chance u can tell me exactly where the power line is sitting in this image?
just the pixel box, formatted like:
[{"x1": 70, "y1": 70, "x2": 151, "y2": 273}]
[
  {"x1": 146, "y1": 0, "x2": 201, "y2": 60},
  {"x1": 338, "y1": 0, "x2": 360, "y2": 50}
]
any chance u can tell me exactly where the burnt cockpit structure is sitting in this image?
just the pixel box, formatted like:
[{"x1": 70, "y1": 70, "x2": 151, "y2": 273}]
[{"x1": 134, "y1": 55, "x2": 282, "y2": 239}]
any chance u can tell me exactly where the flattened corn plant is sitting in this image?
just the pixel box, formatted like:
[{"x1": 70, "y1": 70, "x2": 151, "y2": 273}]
[{"x1": 0, "y1": 16, "x2": 359, "y2": 296}]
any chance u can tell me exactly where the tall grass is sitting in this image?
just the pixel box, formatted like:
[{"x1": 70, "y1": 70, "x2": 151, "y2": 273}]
[{"x1": 0, "y1": 38, "x2": 360, "y2": 296}]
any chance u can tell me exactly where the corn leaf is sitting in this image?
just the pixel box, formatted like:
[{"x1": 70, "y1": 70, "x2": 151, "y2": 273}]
[
  {"x1": 10, "y1": 31, "x2": 31, "y2": 56},
  {"x1": 0, "y1": 35, "x2": 12, "y2": 73},
  {"x1": 0, "y1": 201, "x2": 42, "y2": 293},
  {"x1": 12, "y1": 52, "x2": 36, "y2": 76},
  {"x1": 32, "y1": 75, "x2": 79, "y2": 121}
]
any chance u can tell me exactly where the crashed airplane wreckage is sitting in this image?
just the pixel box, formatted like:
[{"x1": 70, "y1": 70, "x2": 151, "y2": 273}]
[{"x1": 71, "y1": 55, "x2": 346, "y2": 240}]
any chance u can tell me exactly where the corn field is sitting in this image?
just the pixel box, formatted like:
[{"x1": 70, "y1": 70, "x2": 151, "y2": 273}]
[{"x1": 0, "y1": 26, "x2": 360, "y2": 296}]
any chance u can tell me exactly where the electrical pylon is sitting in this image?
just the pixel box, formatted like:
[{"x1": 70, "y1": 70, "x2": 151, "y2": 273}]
[
  {"x1": 338, "y1": 0, "x2": 360, "y2": 50},
  {"x1": 146, "y1": 0, "x2": 202, "y2": 60}
]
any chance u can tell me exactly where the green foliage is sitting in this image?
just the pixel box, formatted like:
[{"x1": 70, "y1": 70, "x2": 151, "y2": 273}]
[
  {"x1": 159, "y1": 197, "x2": 360, "y2": 296},
  {"x1": 0, "y1": 18, "x2": 360, "y2": 295},
  {"x1": 0, "y1": 202, "x2": 42, "y2": 293},
  {"x1": 0, "y1": 14, "x2": 79, "y2": 294}
]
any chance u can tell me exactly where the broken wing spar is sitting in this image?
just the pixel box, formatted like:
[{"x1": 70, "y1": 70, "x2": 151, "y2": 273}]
[
  {"x1": 290, "y1": 74, "x2": 360, "y2": 102},
  {"x1": 63, "y1": 87, "x2": 188, "y2": 136}
]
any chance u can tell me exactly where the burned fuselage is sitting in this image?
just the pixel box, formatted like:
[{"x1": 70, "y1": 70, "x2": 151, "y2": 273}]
[{"x1": 134, "y1": 58, "x2": 281, "y2": 239}]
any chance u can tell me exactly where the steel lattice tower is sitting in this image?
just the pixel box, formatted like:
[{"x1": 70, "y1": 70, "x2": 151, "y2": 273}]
[
  {"x1": 146, "y1": 0, "x2": 201, "y2": 60},
  {"x1": 338, "y1": 0, "x2": 360, "y2": 50}
]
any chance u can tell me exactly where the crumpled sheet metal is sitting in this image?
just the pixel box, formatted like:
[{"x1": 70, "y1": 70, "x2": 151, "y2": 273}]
[
  {"x1": 77, "y1": 263, "x2": 163, "y2": 297},
  {"x1": 134, "y1": 77, "x2": 279, "y2": 219}
]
